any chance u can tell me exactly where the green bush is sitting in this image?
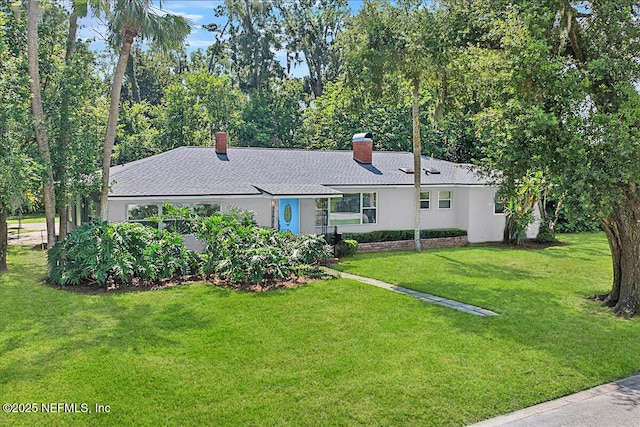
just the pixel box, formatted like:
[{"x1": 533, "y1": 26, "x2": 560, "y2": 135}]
[
  {"x1": 535, "y1": 220, "x2": 557, "y2": 243},
  {"x1": 48, "y1": 221, "x2": 194, "y2": 286},
  {"x1": 194, "y1": 213, "x2": 330, "y2": 286},
  {"x1": 342, "y1": 228, "x2": 466, "y2": 244},
  {"x1": 335, "y1": 239, "x2": 358, "y2": 257}
]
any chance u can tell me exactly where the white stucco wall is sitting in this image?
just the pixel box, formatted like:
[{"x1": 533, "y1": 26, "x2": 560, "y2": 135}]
[
  {"x1": 107, "y1": 184, "x2": 508, "y2": 243},
  {"x1": 466, "y1": 186, "x2": 505, "y2": 243},
  {"x1": 223, "y1": 198, "x2": 273, "y2": 228},
  {"x1": 108, "y1": 199, "x2": 128, "y2": 223},
  {"x1": 308, "y1": 186, "x2": 504, "y2": 242}
]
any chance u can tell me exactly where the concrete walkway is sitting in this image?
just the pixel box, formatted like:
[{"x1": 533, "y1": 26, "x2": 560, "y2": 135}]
[
  {"x1": 470, "y1": 374, "x2": 640, "y2": 426},
  {"x1": 335, "y1": 270, "x2": 497, "y2": 316}
]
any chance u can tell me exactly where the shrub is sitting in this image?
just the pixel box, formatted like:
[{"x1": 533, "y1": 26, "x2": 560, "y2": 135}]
[
  {"x1": 48, "y1": 221, "x2": 194, "y2": 286},
  {"x1": 335, "y1": 239, "x2": 358, "y2": 257},
  {"x1": 535, "y1": 220, "x2": 557, "y2": 243},
  {"x1": 342, "y1": 229, "x2": 466, "y2": 244},
  {"x1": 194, "y1": 213, "x2": 330, "y2": 286}
]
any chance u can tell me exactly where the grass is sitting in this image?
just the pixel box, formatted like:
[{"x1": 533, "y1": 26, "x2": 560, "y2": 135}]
[
  {"x1": 7, "y1": 214, "x2": 57, "y2": 224},
  {"x1": 1, "y1": 233, "x2": 639, "y2": 426}
]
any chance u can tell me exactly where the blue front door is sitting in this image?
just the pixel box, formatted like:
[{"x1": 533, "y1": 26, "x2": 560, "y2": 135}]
[{"x1": 279, "y1": 198, "x2": 300, "y2": 234}]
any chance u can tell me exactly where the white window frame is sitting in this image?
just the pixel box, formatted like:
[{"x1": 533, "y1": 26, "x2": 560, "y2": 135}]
[
  {"x1": 420, "y1": 191, "x2": 430, "y2": 210},
  {"x1": 438, "y1": 190, "x2": 452, "y2": 210},
  {"x1": 328, "y1": 192, "x2": 378, "y2": 226}
]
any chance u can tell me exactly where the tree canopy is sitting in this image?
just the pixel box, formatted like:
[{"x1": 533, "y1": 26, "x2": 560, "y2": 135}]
[{"x1": 7, "y1": 0, "x2": 640, "y2": 316}]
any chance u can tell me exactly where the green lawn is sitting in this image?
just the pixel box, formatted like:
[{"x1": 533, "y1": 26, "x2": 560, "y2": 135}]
[
  {"x1": 1, "y1": 233, "x2": 639, "y2": 426},
  {"x1": 7, "y1": 214, "x2": 57, "y2": 224}
]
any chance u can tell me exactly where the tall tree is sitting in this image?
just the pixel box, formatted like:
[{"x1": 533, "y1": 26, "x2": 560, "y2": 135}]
[
  {"x1": 26, "y1": 0, "x2": 56, "y2": 249},
  {"x1": 55, "y1": 1, "x2": 82, "y2": 240},
  {"x1": 120, "y1": 46, "x2": 183, "y2": 105},
  {"x1": 276, "y1": 0, "x2": 350, "y2": 98},
  {"x1": 86, "y1": 0, "x2": 191, "y2": 220},
  {"x1": 237, "y1": 79, "x2": 306, "y2": 148},
  {"x1": 0, "y1": 1, "x2": 38, "y2": 271},
  {"x1": 206, "y1": 0, "x2": 283, "y2": 93},
  {"x1": 450, "y1": 0, "x2": 640, "y2": 316},
  {"x1": 341, "y1": 0, "x2": 447, "y2": 251}
]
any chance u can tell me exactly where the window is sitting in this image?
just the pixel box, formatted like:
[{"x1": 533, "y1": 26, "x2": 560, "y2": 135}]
[
  {"x1": 328, "y1": 193, "x2": 377, "y2": 226},
  {"x1": 438, "y1": 191, "x2": 452, "y2": 209},
  {"x1": 362, "y1": 192, "x2": 377, "y2": 224},
  {"x1": 162, "y1": 203, "x2": 190, "y2": 232},
  {"x1": 127, "y1": 202, "x2": 221, "y2": 230},
  {"x1": 192, "y1": 203, "x2": 220, "y2": 217},
  {"x1": 127, "y1": 204, "x2": 160, "y2": 227},
  {"x1": 494, "y1": 195, "x2": 506, "y2": 214},
  {"x1": 315, "y1": 198, "x2": 328, "y2": 227},
  {"x1": 420, "y1": 191, "x2": 430, "y2": 210}
]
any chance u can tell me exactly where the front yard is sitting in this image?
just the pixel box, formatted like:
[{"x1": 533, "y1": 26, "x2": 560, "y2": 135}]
[{"x1": 1, "y1": 233, "x2": 639, "y2": 426}]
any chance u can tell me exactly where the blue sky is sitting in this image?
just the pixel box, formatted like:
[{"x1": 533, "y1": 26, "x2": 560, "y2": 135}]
[
  {"x1": 77, "y1": 1, "x2": 225, "y2": 53},
  {"x1": 77, "y1": 0, "x2": 362, "y2": 78}
]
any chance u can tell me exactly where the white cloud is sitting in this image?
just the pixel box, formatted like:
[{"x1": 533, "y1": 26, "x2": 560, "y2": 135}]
[
  {"x1": 186, "y1": 38, "x2": 213, "y2": 48},
  {"x1": 164, "y1": 9, "x2": 204, "y2": 24},
  {"x1": 165, "y1": 1, "x2": 219, "y2": 10}
]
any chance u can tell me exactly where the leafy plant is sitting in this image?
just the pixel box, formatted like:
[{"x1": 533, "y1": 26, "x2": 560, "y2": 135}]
[
  {"x1": 535, "y1": 219, "x2": 557, "y2": 244},
  {"x1": 194, "y1": 210, "x2": 330, "y2": 286},
  {"x1": 335, "y1": 239, "x2": 358, "y2": 257},
  {"x1": 48, "y1": 221, "x2": 193, "y2": 286}
]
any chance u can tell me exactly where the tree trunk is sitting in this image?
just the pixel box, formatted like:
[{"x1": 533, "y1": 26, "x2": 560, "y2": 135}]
[
  {"x1": 125, "y1": 53, "x2": 141, "y2": 103},
  {"x1": 100, "y1": 31, "x2": 135, "y2": 221},
  {"x1": 27, "y1": 0, "x2": 56, "y2": 250},
  {"x1": 0, "y1": 203, "x2": 7, "y2": 272},
  {"x1": 599, "y1": 184, "x2": 640, "y2": 317},
  {"x1": 58, "y1": 206, "x2": 68, "y2": 241},
  {"x1": 412, "y1": 77, "x2": 421, "y2": 252},
  {"x1": 57, "y1": 12, "x2": 79, "y2": 242}
]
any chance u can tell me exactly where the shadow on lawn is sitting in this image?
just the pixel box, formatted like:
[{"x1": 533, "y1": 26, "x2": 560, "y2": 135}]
[
  {"x1": 421, "y1": 273, "x2": 640, "y2": 385},
  {"x1": 334, "y1": 236, "x2": 639, "y2": 387},
  {"x1": 432, "y1": 254, "x2": 542, "y2": 282}
]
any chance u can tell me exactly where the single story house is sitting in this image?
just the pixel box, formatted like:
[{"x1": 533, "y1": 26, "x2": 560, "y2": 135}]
[{"x1": 103, "y1": 132, "x2": 523, "y2": 243}]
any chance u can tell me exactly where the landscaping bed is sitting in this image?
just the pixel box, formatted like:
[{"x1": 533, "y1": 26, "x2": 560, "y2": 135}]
[
  {"x1": 48, "y1": 274, "x2": 319, "y2": 294},
  {"x1": 47, "y1": 209, "x2": 331, "y2": 292}
]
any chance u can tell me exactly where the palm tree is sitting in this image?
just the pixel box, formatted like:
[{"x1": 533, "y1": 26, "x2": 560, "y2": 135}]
[{"x1": 89, "y1": 0, "x2": 191, "y2": 220}]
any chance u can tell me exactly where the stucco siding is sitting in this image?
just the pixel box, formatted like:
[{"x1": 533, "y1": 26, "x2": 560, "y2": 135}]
[
  {"x1": 419, "y1": 187, "x2": 463, "y2": 231},
  {"x1": 299, "y1": 199, "x2": 317, "y2": 234},
  {"x1": 466, "y1": 187, "x2": 505, "y2": 243},
  {"x1": 318, "y1": 186, "x2": 467, "y2": 235},
  {"x1": 224, "y1": 198, "x2": 273, "y2": 228},
  {"x1": 108, "y1": 200, "x2": 128, "y2": 223},
  {"x1": 107, "y1": 184, "x2": 506, "y2": 242}
]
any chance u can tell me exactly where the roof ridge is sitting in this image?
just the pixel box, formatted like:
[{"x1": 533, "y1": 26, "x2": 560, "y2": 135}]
[
  {"x1": 111, "y1": 146, "x2": 190, "y2": 174},
  {"x1": 186, "y1": 145, "x2": 422, "y2": 156}
]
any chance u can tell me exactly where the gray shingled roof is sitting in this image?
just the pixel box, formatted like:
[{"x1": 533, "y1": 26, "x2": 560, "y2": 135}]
[{"x1": 109, "y1": 146, "x2": 489, "y2": 198}]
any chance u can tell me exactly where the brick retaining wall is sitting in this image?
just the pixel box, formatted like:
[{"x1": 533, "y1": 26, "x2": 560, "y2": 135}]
[{"x1": 356, "y1": 236, "x2": 468, "y2": 253}]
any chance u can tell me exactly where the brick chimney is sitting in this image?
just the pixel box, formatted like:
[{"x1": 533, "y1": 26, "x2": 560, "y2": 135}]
[
  {"x1": 352, "y1": 132, "x2": 373, "y2": 164},
  {"x1": 215, "y1": 131, "x2": 227, "y2": 155}
]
